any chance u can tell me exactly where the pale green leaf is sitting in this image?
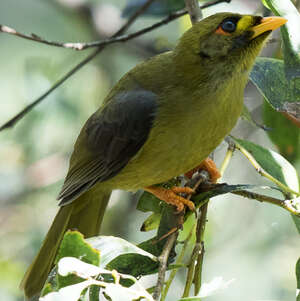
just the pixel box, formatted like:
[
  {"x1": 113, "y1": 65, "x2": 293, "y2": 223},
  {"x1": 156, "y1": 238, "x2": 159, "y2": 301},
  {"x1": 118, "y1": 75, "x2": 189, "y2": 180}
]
[
  {"x1": 264, "y1": 0, "x2": 300, "y2": 78},
  {"x1": 87, "y1": 235, "x2": 157, "y2": 268}
]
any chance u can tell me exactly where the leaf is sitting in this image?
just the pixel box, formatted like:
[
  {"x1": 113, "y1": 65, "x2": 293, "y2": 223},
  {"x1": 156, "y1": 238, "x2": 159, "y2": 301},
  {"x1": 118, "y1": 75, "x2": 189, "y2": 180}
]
[
  {"x1": 262, "y1": 100, "x2": 300, "y2": 162},
  {"x1": 57, "y1": 257, "x2": 107, "y2": 278},
  {"x1": 263, "y1": 0, "x2": 300, "y2": 79},
  {"x1": 40, "y1": 279, "x2": 97, "y2": 301},
  {"x1": 292, "y1": 211, "x2": 300, "y2": 234},
  {"x1": 241, "y1": 104, "x2": 271, "y2": 131},
  {"x1": 233, "y1": 138, "x2": 300, "y2": 233},
  {"x1": 250, "y1": 57, "x2": 300, "y2": 127},
  {"x1": 42, "y1": 231, "x2": 100, "y2": 293},
  {"x1": 87, "y1": 236, "x2": 158, "y2": 278},
  {"x1": 233, "y1": 138, "x2": 299, "y2": 192},
  {"x1": 55, "y1": 231, "x2": 100, "y2": 265},
  {"x1": 137, "y1": 191, "x2": 162, "y2": 213},
  {"x1": 193, "y1": 183, "x2": 274, "y2": 203},
  {"x1": 87, "y1": 236, "x2": 157, "y2": 268},
  {"x1": 178, "y1": 277, "x2": 235, "y2": 300},
  {"x1": 140, "y1": 212, "x2": 161, "y2": 231}
]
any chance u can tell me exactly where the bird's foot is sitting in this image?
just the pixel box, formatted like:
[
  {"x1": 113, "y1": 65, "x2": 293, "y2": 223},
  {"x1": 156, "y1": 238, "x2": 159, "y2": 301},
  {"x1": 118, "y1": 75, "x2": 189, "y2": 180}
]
[
  {"x1": 144, "y1": 186, "x2": 195, "y2": 212},
  {"x1": 184, "y1": 157, "x2": 221, "y2": 183}
]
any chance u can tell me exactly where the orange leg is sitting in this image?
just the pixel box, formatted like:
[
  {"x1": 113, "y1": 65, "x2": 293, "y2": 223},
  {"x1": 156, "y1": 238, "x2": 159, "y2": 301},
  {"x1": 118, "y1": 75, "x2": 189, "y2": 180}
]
[
  {"x1": 144, "y1": 186, "x2": 195, "y2": 212},
  {"x1": 184, "y1": 157, "x2": 221, "y2": 183}
]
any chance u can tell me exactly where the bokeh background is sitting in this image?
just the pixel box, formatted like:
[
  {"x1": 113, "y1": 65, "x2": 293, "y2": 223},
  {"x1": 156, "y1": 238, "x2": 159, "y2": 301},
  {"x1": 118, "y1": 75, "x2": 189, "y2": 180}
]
[{"x1": 0, "y1": 0, "x2": 299, "y2": 300}]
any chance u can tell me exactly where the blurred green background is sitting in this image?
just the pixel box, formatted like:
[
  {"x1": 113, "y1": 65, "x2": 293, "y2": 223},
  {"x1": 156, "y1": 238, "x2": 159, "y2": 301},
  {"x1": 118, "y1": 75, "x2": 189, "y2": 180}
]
[{"x1": 0, "y1": 0, "x2": 299, "y2": 300}]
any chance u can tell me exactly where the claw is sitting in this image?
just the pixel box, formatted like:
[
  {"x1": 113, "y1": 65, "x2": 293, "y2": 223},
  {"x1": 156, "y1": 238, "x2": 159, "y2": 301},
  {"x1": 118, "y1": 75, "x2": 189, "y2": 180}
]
[{"x1": 144, "y1": 186, "x2": 195, "y2": 212}]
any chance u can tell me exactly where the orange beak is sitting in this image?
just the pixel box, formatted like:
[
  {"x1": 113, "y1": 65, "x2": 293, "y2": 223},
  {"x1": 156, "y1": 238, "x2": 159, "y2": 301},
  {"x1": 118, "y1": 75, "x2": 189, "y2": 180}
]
[{"x1": 250, "y1": 16, "x2": 287, "y2": 39}]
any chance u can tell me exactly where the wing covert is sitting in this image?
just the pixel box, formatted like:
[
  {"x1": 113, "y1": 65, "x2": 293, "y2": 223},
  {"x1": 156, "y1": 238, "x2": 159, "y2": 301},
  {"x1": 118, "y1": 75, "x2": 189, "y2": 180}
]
[{"x1": 58, "y1": 90, "x2": 157, "y2": 205}]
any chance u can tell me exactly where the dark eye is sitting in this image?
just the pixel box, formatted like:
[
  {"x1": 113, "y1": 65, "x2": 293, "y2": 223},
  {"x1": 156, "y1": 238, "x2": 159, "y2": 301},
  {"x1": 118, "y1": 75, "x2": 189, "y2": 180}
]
[{"x1": 221, "y1": 19, "x2": 237, "y2": 33}]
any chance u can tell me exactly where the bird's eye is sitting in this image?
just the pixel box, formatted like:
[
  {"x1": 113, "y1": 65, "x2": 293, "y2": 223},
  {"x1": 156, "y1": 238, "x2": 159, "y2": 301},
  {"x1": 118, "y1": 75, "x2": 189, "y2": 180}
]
[{"x1": 221, "y1": 19, "x2": 237, "y2": 33}]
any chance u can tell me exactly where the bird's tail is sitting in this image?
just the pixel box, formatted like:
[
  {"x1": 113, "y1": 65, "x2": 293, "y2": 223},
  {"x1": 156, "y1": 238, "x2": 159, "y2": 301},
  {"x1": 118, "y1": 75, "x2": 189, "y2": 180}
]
[{"x1": 20, "y1": 188, "x2": 111, "y2": 300}]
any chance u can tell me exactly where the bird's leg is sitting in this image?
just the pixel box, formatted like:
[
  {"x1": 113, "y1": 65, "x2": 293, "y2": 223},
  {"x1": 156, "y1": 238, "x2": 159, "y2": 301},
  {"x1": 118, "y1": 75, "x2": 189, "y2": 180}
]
[
  {"x1": 184, "y1": 157, "x2": 221, "y2": 183},
  {"x1": 144, "y1": 186, "x2": 195, "y2": 212}
]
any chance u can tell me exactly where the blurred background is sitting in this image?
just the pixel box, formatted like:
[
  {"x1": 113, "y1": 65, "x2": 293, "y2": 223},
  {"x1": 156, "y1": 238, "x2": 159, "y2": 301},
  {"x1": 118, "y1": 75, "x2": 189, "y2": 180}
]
[{"x1": 0, "y1": 0, "x2": 299, "y2": 300}]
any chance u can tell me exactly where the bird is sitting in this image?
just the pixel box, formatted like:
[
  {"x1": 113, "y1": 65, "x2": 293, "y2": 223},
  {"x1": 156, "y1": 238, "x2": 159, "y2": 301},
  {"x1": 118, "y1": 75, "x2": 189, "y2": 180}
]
[{"x1": 20, "y1": 12, "x2": 287, "y2": 299}]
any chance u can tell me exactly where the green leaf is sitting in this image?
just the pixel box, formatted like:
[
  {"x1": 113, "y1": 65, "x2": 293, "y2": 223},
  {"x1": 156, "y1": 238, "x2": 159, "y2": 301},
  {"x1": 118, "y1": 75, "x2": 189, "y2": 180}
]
[
  {"x1": 137, "y1": 191, "x2": 162, "y2": 213},
  {"x1": 87, "y1": 236, "x2": 158, "y2": 278},
  {"x1": 262, "y1": 0, "x2": 271, "y2": 9},
  {"x1": 233, "y1": 138, "x2": 300, "y2": 233},
  {"x1": 140, "y1": 212, "x2": 161, "y2": 231},
  {"x1": 292, "y1": 212, "x2": 300, "y2": 234},
  {"x1": 234, "y1": 138, "x2": 299, "y2": 192},
  {"x1": 262, "y1": 100, "x2": 300, "y2": 163},
  {"x1": 53, "y1": 231, "x2": 100, "y2": 290},
  {"x1": 193, "y1": 183, "x2": 268, "y2": 203},
  {"x1": 263, "y1": 0, "x2": 300, "y2": 79},
  {"x1": 106, "y1": 253, "x2": 159, "y2": 278},
  {"x1": 87, "y1": 236, "x2": 157, "y2": 268},
  {"x1": 55, "y1": 231, "x2": 100, "y2": 265},
  {"x1": 250, "y1": 58, "x2": 300, "y2": 122},
  {"x1": 241, "y1": 104, "x2": 270, "y2": 131}
]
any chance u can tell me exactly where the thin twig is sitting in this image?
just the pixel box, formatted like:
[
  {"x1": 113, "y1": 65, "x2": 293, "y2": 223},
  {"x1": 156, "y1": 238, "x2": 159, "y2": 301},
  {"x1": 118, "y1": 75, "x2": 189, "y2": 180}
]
[
  {"x1": 193, "y1": 202, "x2": 208, "y2": 295},
  {"x1": 184, "y1": 0, "x2": 203, "y2": 24},
  {"x1": 161, "y1": 224, "x2": 196, "y2": 301},
  {"x1": 219, "y1": 142, "x2": 235, "y2": 178},
  {"x1": 0, "y1": 0, "x2": 231, "y2": 132},
  {"x1": 0, "y1": 0, "x2": 229, "y2": 51},
  {"x1": 182, "y1": 201, "x2": 209, "y2": 297},
  {"x1": 232, "y1": 139, "x2": 300, "y2": 197},
  {"x1": 153, "y1": 232, "x2": 178, "y2": 301},
  {"x1": 232, "y1": 190, "x2": 300, "y2": 216}
]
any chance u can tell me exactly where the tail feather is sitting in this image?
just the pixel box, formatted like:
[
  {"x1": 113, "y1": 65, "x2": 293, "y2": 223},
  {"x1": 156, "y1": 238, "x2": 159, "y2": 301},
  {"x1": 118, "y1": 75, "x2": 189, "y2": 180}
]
[{"x1": 20, "y1": 188, "x2": 111, "y2": 299}]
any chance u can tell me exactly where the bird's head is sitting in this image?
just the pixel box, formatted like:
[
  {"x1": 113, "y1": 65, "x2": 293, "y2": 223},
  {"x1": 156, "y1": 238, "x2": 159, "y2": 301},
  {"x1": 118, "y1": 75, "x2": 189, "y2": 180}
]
[{"x1": 174, "y1": 13, "x2": 286, "y2": 81}]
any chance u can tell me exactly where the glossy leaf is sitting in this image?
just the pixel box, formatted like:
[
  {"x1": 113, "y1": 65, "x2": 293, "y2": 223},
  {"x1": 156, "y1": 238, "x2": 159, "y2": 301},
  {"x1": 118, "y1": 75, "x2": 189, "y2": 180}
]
[
  {"x1": 250, "y1": 57, "x2": 300, "y2": 127},
  {"x1": 140, "y1": 212, "x2": 161, "y2": 231},
  {"x1": 87, "y1": 236, "x2": 157, "y2": 268},
  {"x1": 262, "y1": 100, "x2": 300, "y2": 162},
  {"x1": 234, "y1": 138, "x2": 299, "y2": 192},
  {"x1": 137, "y1": 191, "x2": 162, "y2": 213},
  {"x1": 263, "y1": 0, "x2": 300, "y2": 79}
]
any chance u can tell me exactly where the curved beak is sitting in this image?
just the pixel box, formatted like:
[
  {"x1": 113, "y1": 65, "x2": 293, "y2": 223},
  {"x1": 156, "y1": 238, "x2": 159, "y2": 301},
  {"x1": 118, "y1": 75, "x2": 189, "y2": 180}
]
[{"x1": 250, "y1": 16, "x2": 287, "y2": 39}]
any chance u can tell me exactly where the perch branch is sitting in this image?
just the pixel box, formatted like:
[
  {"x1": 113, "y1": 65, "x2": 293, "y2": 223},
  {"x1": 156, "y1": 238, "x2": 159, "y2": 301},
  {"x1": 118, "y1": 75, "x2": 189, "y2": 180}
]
[
  {"x1": 0, "y1": 0, "x2": 230, "y2": 51},
  {"x1": 153, "y1": 232, "x2": 178, "y2": 301},
  {"x1": 232, "y1": 190, "x2": 300, "y2": 216},
  {"x1": 227, "y1": 137, "x2": 300, "y2": 197},
  {"x1": 161, "y1": 225, "x2": 195, "y2": 301},
  {"x1": 184, "y1": 0, "x2": 203, "y2": 24}
]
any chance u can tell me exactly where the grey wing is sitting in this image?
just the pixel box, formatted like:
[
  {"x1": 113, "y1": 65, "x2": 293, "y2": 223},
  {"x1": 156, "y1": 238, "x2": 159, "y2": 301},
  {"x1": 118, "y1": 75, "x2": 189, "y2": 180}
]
[{"x1": 58, "y1": 90, "x2": 158, "y2": 205}]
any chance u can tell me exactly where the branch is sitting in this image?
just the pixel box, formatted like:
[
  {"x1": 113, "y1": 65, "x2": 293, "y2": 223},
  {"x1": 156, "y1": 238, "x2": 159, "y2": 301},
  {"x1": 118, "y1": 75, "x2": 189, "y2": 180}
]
[
  {"x1": 182, "y1": 200, "x2": 208, "y2": 298},
  {"x1": 161, "y1": 225, "x2": 195, "y2": 301},
  {"x1": 230, "y1": 138, "x2": 300, "y2": 197},
  {"x1": 0, "y1": 0, "x2": 231, "y2": 132},
  {"x1": 0, "y1": 0, "x2": 229, "y2": 51},
  {"x1": 232, "y1": 190, "x2": 300, "y2": 216},
  {"x1": 184, "y1": 0, "x2": 203, "y2": 24},
  {"x1": 153, "y1": 231, "x2": 178, "y2": 301}
]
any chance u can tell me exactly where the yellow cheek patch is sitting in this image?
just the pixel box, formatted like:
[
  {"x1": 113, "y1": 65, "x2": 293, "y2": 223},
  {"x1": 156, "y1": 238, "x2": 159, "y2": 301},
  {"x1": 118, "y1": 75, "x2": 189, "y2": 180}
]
[{"x1": 236, "y1": 16, "x2": 255, "y2": 32}]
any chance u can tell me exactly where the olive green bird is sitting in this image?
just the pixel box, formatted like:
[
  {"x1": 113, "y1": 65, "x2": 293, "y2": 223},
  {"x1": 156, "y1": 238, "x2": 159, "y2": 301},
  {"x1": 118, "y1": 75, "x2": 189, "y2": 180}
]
[{"x1": 21, "y1": 13, "x2": 286, "y2": 299}]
